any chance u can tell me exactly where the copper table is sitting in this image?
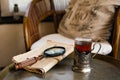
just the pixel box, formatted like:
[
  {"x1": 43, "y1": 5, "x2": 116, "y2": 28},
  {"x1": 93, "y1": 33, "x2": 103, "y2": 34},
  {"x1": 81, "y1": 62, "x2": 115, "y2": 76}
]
[{"x1": 0, "y1": 54, "x2": 120, "y2": 80}]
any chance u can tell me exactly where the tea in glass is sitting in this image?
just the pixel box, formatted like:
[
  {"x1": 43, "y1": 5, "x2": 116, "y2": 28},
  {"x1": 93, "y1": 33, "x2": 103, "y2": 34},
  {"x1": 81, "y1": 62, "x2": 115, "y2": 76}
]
[{"x1": 72, "y1": 37, "x2": 92, "y2": 73}]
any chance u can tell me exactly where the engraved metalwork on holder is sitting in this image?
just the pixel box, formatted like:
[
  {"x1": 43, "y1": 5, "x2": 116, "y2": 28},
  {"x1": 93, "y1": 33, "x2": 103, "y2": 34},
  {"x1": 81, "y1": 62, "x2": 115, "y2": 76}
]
[{"x1": 72, "y1": 48, "x2": 91, "y2": 73}]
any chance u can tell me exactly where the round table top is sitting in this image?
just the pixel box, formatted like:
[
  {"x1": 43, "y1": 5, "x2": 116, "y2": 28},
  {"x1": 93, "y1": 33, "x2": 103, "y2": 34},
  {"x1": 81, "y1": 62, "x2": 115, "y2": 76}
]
[{"x1": 0, "y1": 54, "x2": 120, "y2": 80}]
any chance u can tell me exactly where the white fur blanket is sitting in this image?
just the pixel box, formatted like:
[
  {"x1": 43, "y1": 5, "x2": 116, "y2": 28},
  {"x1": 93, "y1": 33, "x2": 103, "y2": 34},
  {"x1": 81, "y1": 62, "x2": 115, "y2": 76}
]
[{"x1": 58, "y1": 0, "x2": 120, "y2": 41}]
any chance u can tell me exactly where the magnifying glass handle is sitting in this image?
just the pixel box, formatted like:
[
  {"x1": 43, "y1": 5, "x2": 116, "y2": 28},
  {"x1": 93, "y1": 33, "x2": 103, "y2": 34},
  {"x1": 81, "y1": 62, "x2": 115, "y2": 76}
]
[{"x1": 15, "y1": 55, "x2": 44, "y2": 69}]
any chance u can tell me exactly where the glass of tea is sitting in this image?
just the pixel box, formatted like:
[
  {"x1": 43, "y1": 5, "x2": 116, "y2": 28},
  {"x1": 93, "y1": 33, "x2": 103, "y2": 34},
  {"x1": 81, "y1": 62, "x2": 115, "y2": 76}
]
[{"x1": 72, "y1": 37, "x2": 92, "y2": 73}]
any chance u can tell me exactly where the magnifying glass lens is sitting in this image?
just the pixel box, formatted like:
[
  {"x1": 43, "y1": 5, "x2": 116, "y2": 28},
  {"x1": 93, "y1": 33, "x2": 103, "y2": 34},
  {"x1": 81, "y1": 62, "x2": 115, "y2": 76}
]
[{"x1": 44, "y1": 46, "x2": 65, "y2": 57}]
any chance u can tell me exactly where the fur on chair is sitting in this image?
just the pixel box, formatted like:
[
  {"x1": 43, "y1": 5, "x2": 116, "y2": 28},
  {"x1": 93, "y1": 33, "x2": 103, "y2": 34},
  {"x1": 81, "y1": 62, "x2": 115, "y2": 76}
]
[{"x1": 58, "y1": 0, "x2": 120, "y2": 42}]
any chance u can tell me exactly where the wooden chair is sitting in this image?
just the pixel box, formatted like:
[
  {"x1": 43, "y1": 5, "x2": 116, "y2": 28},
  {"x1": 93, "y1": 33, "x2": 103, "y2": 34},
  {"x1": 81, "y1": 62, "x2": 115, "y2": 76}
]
[
  {"x1": 23, "y1": 0, "x2": 120, "y2": 59},
  {"x1": 23, "y1": 0, "x2": 57, "y2": 51}
]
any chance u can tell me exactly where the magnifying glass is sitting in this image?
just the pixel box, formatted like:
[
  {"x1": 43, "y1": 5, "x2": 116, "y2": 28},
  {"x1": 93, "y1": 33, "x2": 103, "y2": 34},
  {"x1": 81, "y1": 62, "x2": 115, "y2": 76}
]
[
  {"x1": 44, "y1": 46, "x2": 65, "y2": 57},
  {"x1": 15, "y1": 46, "x2": 66, "y2": 69}
]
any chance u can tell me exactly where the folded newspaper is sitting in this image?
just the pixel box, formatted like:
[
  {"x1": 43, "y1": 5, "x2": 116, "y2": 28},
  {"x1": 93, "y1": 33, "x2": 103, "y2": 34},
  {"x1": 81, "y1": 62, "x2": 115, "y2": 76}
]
[{"x1": 12, "y1": 40, "x2": 74, "y2": 74}]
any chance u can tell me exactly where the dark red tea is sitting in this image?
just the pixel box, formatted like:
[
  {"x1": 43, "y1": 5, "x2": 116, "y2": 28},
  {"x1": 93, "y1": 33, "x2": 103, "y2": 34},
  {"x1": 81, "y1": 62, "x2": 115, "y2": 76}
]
[{"x1": 75, "y1": 41, "x2": 92, "y2": 52}]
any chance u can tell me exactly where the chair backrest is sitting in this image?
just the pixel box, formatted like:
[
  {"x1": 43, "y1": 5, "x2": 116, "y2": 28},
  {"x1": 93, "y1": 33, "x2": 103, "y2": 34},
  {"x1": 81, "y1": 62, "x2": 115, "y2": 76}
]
[
  {"x1": 23, "y1": 0, "x2": 120, "y2": 59},
  {"x1": 23, "y1": 0, "x2": 57, "y2": 51},
  {"x1": 112, "y1": 7, "x2": 120, "y2": 59}
]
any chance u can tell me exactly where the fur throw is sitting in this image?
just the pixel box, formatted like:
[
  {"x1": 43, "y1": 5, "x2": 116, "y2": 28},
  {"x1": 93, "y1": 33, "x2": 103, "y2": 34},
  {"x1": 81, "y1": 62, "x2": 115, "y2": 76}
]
[{"x1": 58, "y1": 0, "x2": 120, "y2": 41}]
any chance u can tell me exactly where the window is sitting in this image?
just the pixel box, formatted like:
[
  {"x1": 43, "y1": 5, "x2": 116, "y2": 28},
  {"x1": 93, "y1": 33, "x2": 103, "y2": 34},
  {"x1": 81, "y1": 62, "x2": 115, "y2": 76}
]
[{"x1": 1, "y1": 0, "x2": 32, "y2": 17}]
